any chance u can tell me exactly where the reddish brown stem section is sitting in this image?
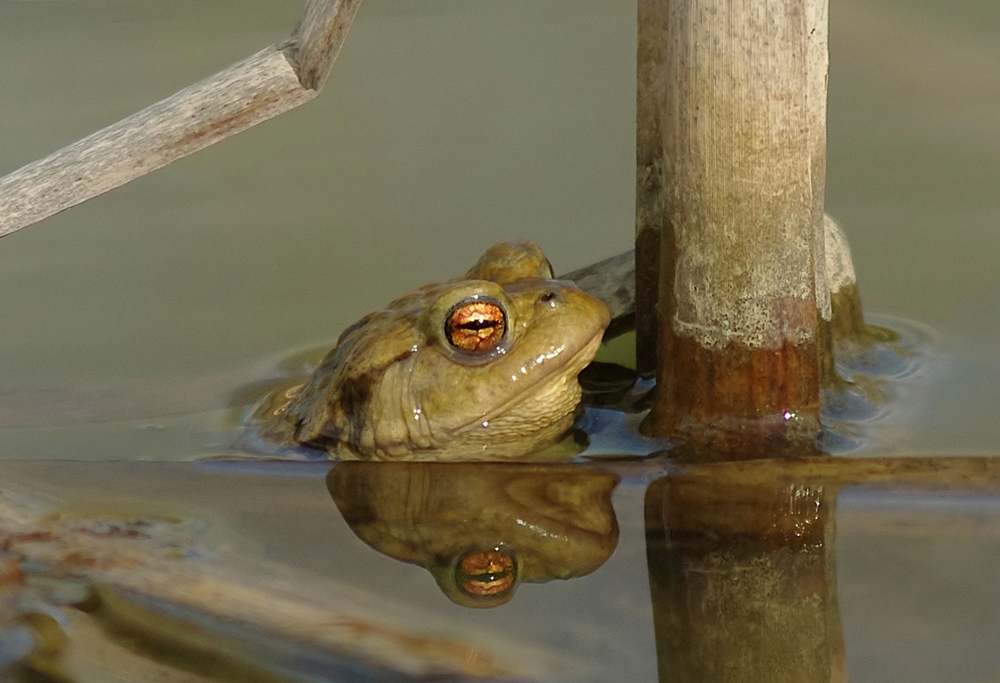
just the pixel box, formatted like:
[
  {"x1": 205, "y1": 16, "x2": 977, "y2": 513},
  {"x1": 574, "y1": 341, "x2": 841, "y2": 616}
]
[{"x1": 645, "y1": 332, "x2": 820, "y2": 460}]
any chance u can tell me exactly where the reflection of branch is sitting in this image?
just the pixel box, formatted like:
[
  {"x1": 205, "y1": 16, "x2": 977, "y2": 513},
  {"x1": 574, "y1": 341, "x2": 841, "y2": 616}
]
[
  {"x1": 0, "y1": 0, "x2": 363, "y2": 239},
  {"x1": 671, "y1": 456, "x2": 1000, "y2": 491}
]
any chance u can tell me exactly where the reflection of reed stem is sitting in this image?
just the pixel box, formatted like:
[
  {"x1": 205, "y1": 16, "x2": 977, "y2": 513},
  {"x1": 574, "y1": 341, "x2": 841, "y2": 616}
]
[{"x1": 645, "y1": 475, "x2": 846, "y2": 683}]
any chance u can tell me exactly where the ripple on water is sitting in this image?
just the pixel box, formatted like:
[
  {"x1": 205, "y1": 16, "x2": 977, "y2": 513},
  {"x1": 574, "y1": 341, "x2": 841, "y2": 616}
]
[{"x1": 822, "y1": 314, "x2": 939, "y2": 454}]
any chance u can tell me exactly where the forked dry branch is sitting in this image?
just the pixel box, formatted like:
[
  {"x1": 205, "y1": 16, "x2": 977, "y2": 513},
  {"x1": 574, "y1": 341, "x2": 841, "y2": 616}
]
[{"x1": 0, "y1": 0, "x2": 363, "y2": 239}]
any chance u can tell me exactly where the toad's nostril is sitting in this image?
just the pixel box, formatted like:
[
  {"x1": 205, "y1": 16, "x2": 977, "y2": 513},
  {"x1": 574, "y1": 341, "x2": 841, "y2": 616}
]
[{"x1": 540, "y1": 291, "x2": 559, "y2": 303}]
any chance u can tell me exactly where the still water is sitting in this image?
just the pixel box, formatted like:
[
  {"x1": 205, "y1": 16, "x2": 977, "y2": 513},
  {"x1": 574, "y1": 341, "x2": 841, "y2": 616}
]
[{"x1": 1, "y1": 0, "x2": 999, "y2": 681}]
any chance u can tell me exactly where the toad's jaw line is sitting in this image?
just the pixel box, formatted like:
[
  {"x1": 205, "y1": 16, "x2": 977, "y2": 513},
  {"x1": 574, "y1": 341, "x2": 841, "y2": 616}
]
[{"x1": 448, "y1": 329, "x2": 606, "y2": 436}]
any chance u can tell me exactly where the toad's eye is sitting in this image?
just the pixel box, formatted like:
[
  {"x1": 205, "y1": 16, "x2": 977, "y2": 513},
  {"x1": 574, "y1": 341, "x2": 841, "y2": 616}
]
[
  {"x1": 456, "y1": 547, "x2": 517, "y2": 598},
  {"x1": 445, "y1": 299, "x2": 506, "y2": 353}
]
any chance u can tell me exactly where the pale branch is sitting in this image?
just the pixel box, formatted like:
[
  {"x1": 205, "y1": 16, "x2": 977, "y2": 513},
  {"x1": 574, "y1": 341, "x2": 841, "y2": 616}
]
[
  {"x1": 292, "y1": 0, "x2": 364, "y2": 91},
  {"x1": 0, "y1": 0, "x2": 363, "y2": 240},
  {"x1": 0, "y1": 44, "x2": 313, "y2": 238}
]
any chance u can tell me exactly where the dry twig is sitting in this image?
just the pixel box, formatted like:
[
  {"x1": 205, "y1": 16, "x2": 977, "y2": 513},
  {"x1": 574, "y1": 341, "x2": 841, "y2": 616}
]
[{"x1": 0, "y1": 0, "x2": 363, "y2": 239}]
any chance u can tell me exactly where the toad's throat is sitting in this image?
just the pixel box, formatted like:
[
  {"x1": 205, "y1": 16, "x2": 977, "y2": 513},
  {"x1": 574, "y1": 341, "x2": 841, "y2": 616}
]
[{"x1": 431, "y1": 330, "x2": 604, "y2": 439}]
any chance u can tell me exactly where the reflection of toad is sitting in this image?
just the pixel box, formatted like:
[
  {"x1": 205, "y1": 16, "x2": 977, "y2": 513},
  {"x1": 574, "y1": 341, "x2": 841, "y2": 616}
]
[
  {"x1": 259, "y1": 241, "x2": 610, "y2": 461},
  {"x1": 327, "y1": 463, "x2": 620, "y2": 607}
]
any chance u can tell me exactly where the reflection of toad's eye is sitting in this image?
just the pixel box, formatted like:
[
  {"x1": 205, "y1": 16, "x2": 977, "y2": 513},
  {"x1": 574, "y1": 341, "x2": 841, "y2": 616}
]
[
  {"x1": 456, "y1": 548, "x2": 516, "y2": 598},
  {"x1": 445, "y1": 300, "x2": 506, "y2": 353}
]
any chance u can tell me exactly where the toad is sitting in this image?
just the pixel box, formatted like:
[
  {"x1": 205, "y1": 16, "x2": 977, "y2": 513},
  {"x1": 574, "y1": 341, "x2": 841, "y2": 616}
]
[{"x1": 260, "y1": 240, "x2": 611, "y2": 460}]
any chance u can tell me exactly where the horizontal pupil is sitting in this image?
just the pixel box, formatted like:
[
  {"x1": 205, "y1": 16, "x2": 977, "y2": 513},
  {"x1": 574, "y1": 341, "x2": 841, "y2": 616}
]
[
  {"x1": 468, "y1": 570, "x2": 511, "y2": 582},
  {"x1": 458, "y1": 320, "x2": 497, "y2": 331}
]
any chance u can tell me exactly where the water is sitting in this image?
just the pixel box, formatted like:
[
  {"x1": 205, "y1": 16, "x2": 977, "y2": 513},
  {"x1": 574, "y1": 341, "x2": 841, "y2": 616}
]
[
  {"x1": 1, "y1": 0, "x2": 1000, "y2": 681},
  {"x1": 827, "y1": 0, "x2": 1000, "y2": 453}
]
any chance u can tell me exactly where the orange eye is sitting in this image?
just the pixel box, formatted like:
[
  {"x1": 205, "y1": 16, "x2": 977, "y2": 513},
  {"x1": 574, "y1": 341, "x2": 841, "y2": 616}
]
[
  {"x1": 445, "y1": 299, "x2": 506, "y2": 353},
  {"x1": 456, "y1": 548, "x2": 516, "y2": 598}
]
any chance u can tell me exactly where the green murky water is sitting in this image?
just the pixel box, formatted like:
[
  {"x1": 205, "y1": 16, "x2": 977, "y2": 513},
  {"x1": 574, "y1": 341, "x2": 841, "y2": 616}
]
[{"x1": 1, "y1": 1, "x2": 1000, "y2": 681}]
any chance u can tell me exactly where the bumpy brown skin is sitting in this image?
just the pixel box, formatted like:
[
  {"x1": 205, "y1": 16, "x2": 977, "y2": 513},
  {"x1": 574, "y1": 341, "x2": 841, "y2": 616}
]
[{"x1": 271, "y1": 241, "x2": 611, "y2": 461}]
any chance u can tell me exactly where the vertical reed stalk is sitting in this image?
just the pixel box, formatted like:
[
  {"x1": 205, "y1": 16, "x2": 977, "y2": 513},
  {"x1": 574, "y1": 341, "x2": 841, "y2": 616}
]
[{"x1": 638, "y1": 0, "x2": 829, "y2": 458}]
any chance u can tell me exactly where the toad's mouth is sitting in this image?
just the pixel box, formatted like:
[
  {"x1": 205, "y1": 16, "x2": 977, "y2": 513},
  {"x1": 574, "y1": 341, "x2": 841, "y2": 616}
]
[{"x1": 453, "y1": 328, "x2": 606, "y2": 434}]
